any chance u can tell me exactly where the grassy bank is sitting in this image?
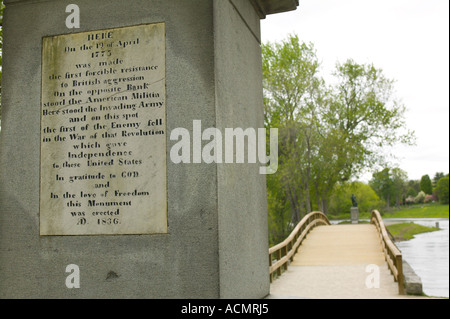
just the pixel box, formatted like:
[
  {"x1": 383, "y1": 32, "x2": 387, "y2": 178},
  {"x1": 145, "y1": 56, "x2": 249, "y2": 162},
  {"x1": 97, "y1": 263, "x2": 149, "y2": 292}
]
[
  {"x1": 329, "y1": 211, "x2": 372, "y2": 220},
  {"x1": 387, "y1": 222, "x2": 440, "y2": 242},
  {"x1": 383, "y1": 204, "x2": 449, "y2": 219},
  {"x1": 328, "y1": 204, "x2": 449, "y2": 220}
]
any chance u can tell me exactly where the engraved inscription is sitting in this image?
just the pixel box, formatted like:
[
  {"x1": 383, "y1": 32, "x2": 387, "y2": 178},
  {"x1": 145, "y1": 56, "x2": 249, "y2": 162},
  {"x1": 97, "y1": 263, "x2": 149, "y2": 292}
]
[{"x1": 40, "y1": 23, "x2": 167, "y2": 235}]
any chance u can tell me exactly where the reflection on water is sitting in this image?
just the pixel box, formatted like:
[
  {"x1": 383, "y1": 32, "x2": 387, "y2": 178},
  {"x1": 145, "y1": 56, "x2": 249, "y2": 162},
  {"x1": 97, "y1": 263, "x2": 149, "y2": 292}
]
[{"x1": 392, "y1": 219, "x2": 449, "y2": 298}]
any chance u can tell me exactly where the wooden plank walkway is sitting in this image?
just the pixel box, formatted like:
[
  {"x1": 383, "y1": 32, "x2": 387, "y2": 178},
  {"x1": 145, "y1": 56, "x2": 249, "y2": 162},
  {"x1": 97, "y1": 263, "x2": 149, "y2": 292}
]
[{"x1": 269, "y1": 224, "x2": 412, "y2": 299}]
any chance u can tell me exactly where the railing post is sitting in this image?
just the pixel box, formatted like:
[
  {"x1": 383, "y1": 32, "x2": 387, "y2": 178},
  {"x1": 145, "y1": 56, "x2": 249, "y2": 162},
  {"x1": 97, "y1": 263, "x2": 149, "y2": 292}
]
[
  {"x1": 396, "y1": 255, "x2": 405, "y2": 295},
  {"x1": 276, "y1": 250, "x2": 281, "y2": 277},
  {"x1": 292, "y1": 234, "x2": 297, "y2": 257},
  {"x1": 283, "y1": 245, "x2": 288, "y2": 271},
  {"x1": 269, "y1": 253, "x2": 273, "y2": 283}
]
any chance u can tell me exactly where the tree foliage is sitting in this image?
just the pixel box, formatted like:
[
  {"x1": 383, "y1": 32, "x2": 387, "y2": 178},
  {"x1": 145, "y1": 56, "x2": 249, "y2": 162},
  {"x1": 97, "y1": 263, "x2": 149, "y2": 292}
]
[
  {"x1": 433, "y1": 172, "x2": 445, "y2": 188},
  {"x1": 406, "y1": 187, "x2": 417, "y2": 198},
  {"x1": 435, "y1": 176, "x2": 449, "y2": 204},
  {"x1": 263, "y1": 35, "x2": 415, "y2": 243},
  {"x1": 369, "y1": 167, "x2": 408, "y2": 208},
  {"x1": 420, "y1": 174, "x2": 433, "y2": 195},
  {"x1": 369, "y1": 168, "x2": 393, "y2": 207},
  {"x1": 331, "y1": 60, "x2": 414, "y2": 170},
  {"x1": 328, "y1": 182, "x2": 384, "y2": 216},
  {"x1": 263, "y1": 35, "x2": 322, "y2": 227}
]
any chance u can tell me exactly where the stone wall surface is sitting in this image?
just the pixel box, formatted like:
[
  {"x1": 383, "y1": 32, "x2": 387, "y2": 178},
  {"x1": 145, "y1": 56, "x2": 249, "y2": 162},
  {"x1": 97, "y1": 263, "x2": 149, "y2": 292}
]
[{"x1": 0, "y1": 0, "x2": 272, "y2": 298}]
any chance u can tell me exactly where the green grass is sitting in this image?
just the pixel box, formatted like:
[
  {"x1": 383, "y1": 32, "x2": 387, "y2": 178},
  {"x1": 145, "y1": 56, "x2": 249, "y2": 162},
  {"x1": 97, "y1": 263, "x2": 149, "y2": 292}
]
[
  {"x1": 336, "y1": 220, "x2": 371, "y2": 225},
  {"x1": 387, "y1": 222, "x2": 440, "y2": 241},
  {"x1": 328, "y1": 211, "x2": 372, "y2": 220},
  {"x1": 383, "y1": 204, "x2": 449, "y2": 219},
  {"x1": 328, "y1": 204, "x2": 449, "y2": 220}
]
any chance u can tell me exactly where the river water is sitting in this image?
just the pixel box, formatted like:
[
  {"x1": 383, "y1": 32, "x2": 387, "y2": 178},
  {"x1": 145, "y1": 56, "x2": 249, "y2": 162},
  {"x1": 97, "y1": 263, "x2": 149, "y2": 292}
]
[{"x1": 392, "y1": 218, "x2": 449, "y2": 298}]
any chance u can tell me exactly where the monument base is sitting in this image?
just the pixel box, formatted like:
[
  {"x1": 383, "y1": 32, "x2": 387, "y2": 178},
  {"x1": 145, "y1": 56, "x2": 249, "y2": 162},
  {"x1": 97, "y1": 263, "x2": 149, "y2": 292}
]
[
  {"x1": 0, "y1": 0, "x2": 286, "y2": 299},
  {"x1": 350, "y1": 207, "x2": 359, "y2": 224}
]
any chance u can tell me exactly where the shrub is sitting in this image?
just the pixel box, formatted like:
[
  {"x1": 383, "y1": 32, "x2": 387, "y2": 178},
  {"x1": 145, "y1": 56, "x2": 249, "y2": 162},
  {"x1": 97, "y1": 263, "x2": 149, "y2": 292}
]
[
  {"x1": 406, "y1": 187, "x2": 417, "y2": 198},
  {"x1": 424, "y1": 195, "x2": 434, "y2": 203},
  {"x1": 414, "y1": 191, "x2": 426, "y2": 204},
  {"x1": 405, "y1": 196, "x2": 415, "y2": 205}
]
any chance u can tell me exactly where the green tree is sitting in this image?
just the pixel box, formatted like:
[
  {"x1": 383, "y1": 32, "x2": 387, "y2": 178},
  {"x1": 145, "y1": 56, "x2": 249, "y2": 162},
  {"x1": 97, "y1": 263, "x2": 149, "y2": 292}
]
[
  {"x1": 433, "y1": 172, "x2": 445, "y2": 188},
  {"x1": 391, "y1": 168, "x2": 408, "y2": 206},
  {"x1": 420, "y1": 174, "x2": 433, "y2": 195},
  {"x1": 435, "y1": 176, "x2": 449, "y2": 204},
  {"x1": 328, "y1": 182, "x2": 384, "y2": 216},
  {"x1": 330, "y1": 59, "x2": 415, "y2": 175},
  {"x1": 370, "y1": 168, "x2": 393, "y2": 208},
  {"x1": 263, "y1": 34, "x2": 322, "y2": 226},
  {"x1": 407, "y1": 179, "x2": 420, "y2": 194},
  {"x1": 263, "y1": 35, "x2": 415, "y2": 234},
  {"x1": 406, "y1": 187, "x2": 417, "y2": 198},
  {"x1": 369, "y1": 167, "x2": 408, "y2": 208},
  {"x1": 267, "y1": 174, "x2": 292, "y2": 245}
]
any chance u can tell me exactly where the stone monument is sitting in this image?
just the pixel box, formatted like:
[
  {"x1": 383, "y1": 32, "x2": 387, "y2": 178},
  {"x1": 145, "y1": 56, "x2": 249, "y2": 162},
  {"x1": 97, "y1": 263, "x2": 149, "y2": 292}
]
[
  {"x1": 0, "y1": 0, "x2": 299, "y2": 298},
  {"x1": 351, "y1": 194, "x2": 359, "y2": 224}
]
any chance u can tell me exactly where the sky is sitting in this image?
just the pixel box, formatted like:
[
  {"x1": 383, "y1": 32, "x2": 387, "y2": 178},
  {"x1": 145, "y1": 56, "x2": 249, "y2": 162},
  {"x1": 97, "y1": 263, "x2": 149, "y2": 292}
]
[{"x1": 261, "y1": 0, "x2": 449, "y2": 182}]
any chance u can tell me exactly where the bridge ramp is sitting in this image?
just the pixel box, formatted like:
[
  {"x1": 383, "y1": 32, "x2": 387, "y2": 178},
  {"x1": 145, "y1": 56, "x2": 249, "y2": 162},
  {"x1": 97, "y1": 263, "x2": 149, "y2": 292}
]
[{"x1": 270, "y1": 224, "x2": 404, "y2": 299}]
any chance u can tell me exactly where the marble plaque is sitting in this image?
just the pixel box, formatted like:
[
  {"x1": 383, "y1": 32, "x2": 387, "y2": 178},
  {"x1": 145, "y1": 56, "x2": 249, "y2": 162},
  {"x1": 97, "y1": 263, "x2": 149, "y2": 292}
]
[{"x1": 40, "y1": 23, "x2": 167, "y2": 235}]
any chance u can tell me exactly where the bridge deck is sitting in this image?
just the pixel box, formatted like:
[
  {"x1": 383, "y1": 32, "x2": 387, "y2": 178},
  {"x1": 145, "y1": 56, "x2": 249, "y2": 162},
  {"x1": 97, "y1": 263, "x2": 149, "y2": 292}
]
[{"x1": 269, "y1": 224, "x2": 405, "y2": 299}]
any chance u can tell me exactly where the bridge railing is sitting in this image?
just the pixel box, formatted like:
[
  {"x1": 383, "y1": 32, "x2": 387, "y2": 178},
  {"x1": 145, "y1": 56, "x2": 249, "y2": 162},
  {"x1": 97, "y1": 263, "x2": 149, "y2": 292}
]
[
  {"x1": 269, "y1": 211, "x2": 330, "y2": 282},
  {"x1": 371, "y1": 210, "x2": 405, "y2": 295}
]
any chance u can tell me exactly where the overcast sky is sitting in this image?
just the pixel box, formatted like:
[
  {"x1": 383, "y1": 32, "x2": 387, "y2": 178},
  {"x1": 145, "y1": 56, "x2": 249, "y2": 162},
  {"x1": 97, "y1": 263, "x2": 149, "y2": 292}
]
[{"x1": 261, "y1": 0, "x2": 449, "y2": 182}]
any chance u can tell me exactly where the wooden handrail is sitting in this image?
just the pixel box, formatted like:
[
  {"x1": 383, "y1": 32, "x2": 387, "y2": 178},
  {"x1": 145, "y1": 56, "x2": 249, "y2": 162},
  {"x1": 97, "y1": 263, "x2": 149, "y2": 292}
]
[
  {"x1": 370, "y1": 210, "x2": 405, "y2": 295},
  {"x1": 269, "y1": 211, "x2": 330, "y2": 282}
]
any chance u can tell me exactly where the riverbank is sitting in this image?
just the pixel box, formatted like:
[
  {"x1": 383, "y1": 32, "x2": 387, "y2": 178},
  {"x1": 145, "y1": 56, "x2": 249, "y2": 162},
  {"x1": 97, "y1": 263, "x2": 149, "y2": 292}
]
[
  {"x1": 328, "y1": 203, "x2": 449, "y2": 221},
  {"x1": 383, "y1": 204, "x2": 449, "y2": 219},
  {"x1": 393, "y1": 219, "x2": 449, "y2": 298},
  {"x1": 386, "y1": 222, "x2": 440, "y2": 242}
]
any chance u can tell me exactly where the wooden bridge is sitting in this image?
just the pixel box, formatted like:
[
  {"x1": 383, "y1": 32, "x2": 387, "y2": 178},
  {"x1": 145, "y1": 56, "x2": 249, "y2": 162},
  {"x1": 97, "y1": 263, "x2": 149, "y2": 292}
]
[{"x1": 268, "y1": 211, "x2": 408, "y2": 299}]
